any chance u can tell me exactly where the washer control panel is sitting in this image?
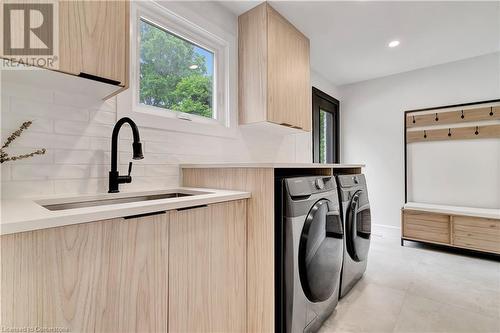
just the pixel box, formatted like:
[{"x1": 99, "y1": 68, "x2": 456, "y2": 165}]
[{"x1": 286, "y1": 176, "x2": 336, "y2": 197}]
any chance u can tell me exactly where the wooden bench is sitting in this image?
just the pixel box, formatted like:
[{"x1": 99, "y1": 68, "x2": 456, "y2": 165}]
[{"x1": 401, "y1": 203, "x2": 500, "y2": 255}]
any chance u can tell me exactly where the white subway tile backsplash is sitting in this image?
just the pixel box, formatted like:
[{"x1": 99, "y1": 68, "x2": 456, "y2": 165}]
[
  {"x1": 54, "y1": 178, "x2": 107, "y2": 195},
  {"x1": 2, "y1": 148, "x2": 54, "y2": 164},
  {"x1": 54, "y1": 120, "x2": 112, "y2": 137},
  {"x1": 54, "y1": 91, "x2": 106, "y2": 109},
  {"x1": 12, "y1": 164, "x2": 90, "y2": 180},
  {"x1": 11, "y1": 98, "x2": 89, "y2": 122},
  {"x1": 1, "y1": 81, "x2": 306, "y2": 199},
  {"x1": 2, "y1": 113, "x2": 54, "y2": 133},
  {"x1": 89, "y1": 110, "x2": 116, "y2": 124},
  {"x1": 1, "y1": 95, "x2": 10, "y2": 116},
  {"x1": 90, "y1": 137, "x2": 134, "y2": 153},
  {"x1": 2, "y1": 83, "x2": 54, "y2": 103},
  {"x1": 55, "y1": 150, "x2": 110, "y2": 165},
  {"x1": 144, "y1": 165, "x2": 179, "y2": 177},
  {"x1": 1, "y1": 132, "x2": 91, "y2": 150},
  {"x1": 2, "y1": 180, "x2": 54, "y2": 198},
  {"x1": 1, "y1": 164, "x2": 12, "y2": 181}
]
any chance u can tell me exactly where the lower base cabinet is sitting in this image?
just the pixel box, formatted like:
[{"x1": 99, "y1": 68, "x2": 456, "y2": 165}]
[
  {"x1": 169, "y1": 202, "x2": 247, "y2": 333},
  {"x1": 1, "y1": 200, "x2": 247, "y2": 333}
]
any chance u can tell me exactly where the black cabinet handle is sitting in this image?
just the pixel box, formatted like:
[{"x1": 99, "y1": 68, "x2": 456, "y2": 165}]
[
  {"x1": 176, "y1": 205, "x2": 208, "y2": 211},
  {"x1": 78, "y1": 72, "x2": 121, "y2": 86},
  {"x1": 124, "y1": 211, "x2": 166, "y2": 220}
]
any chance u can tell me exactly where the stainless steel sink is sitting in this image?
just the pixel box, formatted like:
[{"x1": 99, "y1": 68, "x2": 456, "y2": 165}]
[{"x1": 41, "y1": 192, "x2": 202, "y2": 211}]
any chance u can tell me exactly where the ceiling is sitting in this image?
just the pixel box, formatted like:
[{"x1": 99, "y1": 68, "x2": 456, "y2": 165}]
[{"x1": 218, "y1": 1, "x2": 500, "y2": 86}]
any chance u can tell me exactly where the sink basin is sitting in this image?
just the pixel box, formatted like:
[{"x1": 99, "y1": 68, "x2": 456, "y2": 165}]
[{"x1": 40, "y1": 191, "x2": 205, "y2": 211}]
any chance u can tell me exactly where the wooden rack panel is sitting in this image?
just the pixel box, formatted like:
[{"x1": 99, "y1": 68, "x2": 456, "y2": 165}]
[
  {"x1": 406, "y1": 106, "x2": 499, "y2": 128},
  {"x1": 407, "y1": 124, "x2": 500, "y2": 143}
]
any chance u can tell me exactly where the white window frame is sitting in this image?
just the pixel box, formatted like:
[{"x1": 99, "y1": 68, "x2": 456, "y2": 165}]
[{"x1": 118, "y1": 1, "x2": 236, "y2": 137}]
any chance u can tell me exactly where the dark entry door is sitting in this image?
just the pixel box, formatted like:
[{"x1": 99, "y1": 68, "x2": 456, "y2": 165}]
[{"x1": 312, "y1": 87, "x2": 340, "y2": 163}]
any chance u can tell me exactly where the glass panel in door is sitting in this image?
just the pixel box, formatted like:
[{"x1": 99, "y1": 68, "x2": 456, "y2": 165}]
[{"x1": 319, "y1": 109, "x2": 335, "y2": 163}]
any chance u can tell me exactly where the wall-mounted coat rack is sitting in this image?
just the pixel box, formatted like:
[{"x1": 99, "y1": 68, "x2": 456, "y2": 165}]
[
  {"x1": 407, "y1": 124, "x2": 500, "y2": 143},
  {"x1": 403, "y1": 98, "x2": 500, "y2": 204},
  {"x1": 406, "y1": 106, "x2": 499, "y2": 128},
  {"x1": 405, "y1": 102, "x2": 500, "y2": 143}
]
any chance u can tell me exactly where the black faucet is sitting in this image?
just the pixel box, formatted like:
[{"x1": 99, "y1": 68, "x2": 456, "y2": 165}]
[{"x1": 108, "y1": 117, "x2": 143, "y2": 193}]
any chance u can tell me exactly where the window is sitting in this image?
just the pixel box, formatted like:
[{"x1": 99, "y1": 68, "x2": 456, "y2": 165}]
[
  {"x1": 120, "y1": 1, "x2": 235, "y2": 135},
  {"x1": 139, "y1": 19, "x2": 215, "y2": 119},
  {"x1": 312, "y1": 87, "x2": 340, "y2": 163}
]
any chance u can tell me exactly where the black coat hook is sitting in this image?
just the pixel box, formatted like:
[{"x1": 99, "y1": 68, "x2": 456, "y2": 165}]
[
  {"x1": 461, "y1": 110, "x2": 464, "y2": 119},
  {"x1": 412, "y1": 116, "x2": 416, "y2": 124},
  {"x1": 423, "y1": 130, "x2": 427, "y2": 139},
  {"x1": 475, "y1": 126, "x2": 479, "y2": 135},
  {"x1": 435, "y1": 113, "x2": 439, "y2": 121},
  {"x1": 448, "y1": 128, "x2": 452, "y2": 137},
  {"x1": 490, "y1": 107, "x2": 494, "y2": 116}
]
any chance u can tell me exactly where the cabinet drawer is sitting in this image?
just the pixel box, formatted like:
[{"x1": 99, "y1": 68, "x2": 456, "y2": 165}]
[
  {"x1": 454, "y1": 236, "x2": 500, "y2": 254},
  {"x1": 453, "y1": 216, "x2": 500, "y2": 253},
  {"x1": 453, "y1": 216, "x2": 500, "y2": 230},
  {"x1": 403, "y1": 210, "x2": 450, "y2": 244}
]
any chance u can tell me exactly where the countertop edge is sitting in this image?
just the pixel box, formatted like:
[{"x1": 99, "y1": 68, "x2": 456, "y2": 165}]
[
  {"x1": 180, "y1": 163, "x2": 365, "y2": 169},
  {"x1": 1, "y1": 188, "x2": 251, "y2": 236}
]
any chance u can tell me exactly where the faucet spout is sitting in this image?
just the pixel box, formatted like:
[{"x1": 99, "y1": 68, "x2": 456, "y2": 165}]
[{"x1": 109, "y1": 117, "x2": 143, "y2": 193}]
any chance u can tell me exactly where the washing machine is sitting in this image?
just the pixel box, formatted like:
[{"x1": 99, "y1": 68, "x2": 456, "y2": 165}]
[
  {"x1": 275, "y1": 175, "x2": 344, "y2": 333},
  {"x1": 336, "y1": 174, "x2": 371, "y2": 298}
]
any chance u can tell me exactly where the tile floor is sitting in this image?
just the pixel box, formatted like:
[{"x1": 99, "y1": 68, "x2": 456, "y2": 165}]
[{"x1": 319, "y1": 225, "x2": 500, "y2": 333}]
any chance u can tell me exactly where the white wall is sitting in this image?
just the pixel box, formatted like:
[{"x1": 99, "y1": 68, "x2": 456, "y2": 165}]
[
  {"x1": 339, "y1": 52, "x2": 500, "y2": 227},
  {"x1": 408, "y1": 138, "x2": 499, "y2": 208},
  {"x1": 0, "y1": 1, "x2": 312, "y2": 199}
]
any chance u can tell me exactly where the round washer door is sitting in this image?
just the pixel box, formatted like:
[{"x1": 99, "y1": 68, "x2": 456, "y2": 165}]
[
  {"x1": 346, "y1": 190, "x2": 371, "y2": 262},
  {"x1": 299, "y1": 199, "x2": 343, "y2": 303}
]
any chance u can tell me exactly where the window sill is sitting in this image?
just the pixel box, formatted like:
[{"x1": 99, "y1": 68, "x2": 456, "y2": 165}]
[{"x1": 131, "y1": 109, "x2": 238, "y2": 138}]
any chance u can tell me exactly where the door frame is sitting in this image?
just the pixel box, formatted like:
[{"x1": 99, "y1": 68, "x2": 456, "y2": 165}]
[{"x1": 312, "y1": 87, "x2": 340, "y2": 163}]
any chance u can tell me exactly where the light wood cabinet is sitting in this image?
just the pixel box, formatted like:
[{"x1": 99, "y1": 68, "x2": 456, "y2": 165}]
[
  {"x1": 58, "y1": 0, "x2": 129, "y2": 86},
  {"x1": 169, "y1": 201, "x2": 247, "y2": 333},
  {"x1": 1, "y1": 212, "x2": 169, "y2": 332},
  {"x1": 1, "y1": 0, "x2": 129, "y2": 95},
  {"x1": 1, "y1": 200, "x2": 247, "y2": 332},
  {"x1": 402, "y1": 210, "x2": 451, "y2": 244},
  {"x1": 402, "y1": 209, "x2": 500, "y2": 254},
  {"x1": 453, "y1": 216, "x2": 500, "y2": 254},
  {"x1": 239, "y1": 3, "x2": 311, "y2": 131}
]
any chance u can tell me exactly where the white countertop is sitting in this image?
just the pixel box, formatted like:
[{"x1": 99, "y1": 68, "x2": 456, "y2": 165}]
[
  {"x1": 404, "y1": 202, "x2": 500, "y2": 220},
  {"x1": 0, "y1": 187, "x2": 251, "y2": 236},
  {"x1": 181, "y1": 163, "x2": 365, "y2": 169}
]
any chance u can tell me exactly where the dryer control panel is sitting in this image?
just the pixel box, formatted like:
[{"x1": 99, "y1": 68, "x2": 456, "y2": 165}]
[{"x1": 285, "y1": 176, "x2": 336, "y2": 198}]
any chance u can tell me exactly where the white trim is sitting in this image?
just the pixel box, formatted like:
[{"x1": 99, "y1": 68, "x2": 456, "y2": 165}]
[{"x1": 117, "y1": 1, "x2": 237, "y2": 138}]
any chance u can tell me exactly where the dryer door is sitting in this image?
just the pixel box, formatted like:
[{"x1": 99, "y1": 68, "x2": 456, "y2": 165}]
[
  {"x1": 346, "y1": 190, "x2": 371, "y2": 262},
  {"x1": 299, "y1": 199, "x2": 343, "y2": 303}
]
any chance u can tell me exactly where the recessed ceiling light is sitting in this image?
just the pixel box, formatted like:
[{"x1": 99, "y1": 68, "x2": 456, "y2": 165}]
[
  {"x1": 388, "y1": 40, "x2": 400, "y2": 48},
  {"x1": 189, "y1": 64, "x2": 198, "y2": 69}
]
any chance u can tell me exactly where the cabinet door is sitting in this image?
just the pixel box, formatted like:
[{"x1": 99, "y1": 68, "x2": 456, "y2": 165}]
[
  {"x1": 169, "y1": 201, "x2": 247, "y2": 333},
  {"x1": 58, "y1": 0, "x2": 129, "y2": 85},
  {"x1": 267, "y1": 5, "x2": 311, "y2": 131},
  {"x1": 1, "y1": 213, "x2": 169, "y2": 332}
]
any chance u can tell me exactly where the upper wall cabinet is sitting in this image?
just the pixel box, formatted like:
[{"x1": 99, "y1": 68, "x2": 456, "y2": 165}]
[
  {"x1": 239, "y1": 2, "x2": 311, "y2": 132},
  {"x1": 59, "y1": 0, "x2": 129, "y2": 87},
  {"x1": 1, "y1": 0, "x2": 129, "y2": 99}
]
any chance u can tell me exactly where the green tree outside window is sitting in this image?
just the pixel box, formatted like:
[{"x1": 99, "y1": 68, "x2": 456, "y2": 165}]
[{"x1": 139, "y1": 20, "x2": 214, "y2": 119}]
